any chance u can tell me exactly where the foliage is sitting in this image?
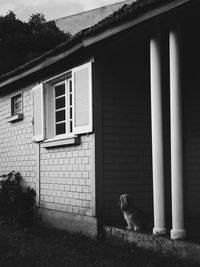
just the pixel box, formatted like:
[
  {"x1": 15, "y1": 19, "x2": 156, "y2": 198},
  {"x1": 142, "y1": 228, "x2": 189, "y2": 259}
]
[
  {"x1": 28, "y1": 13, "x2": 46, "y2": 34},
  {"x1": 4, "y1": 10, "x2": 16, "y2": 20},
  {"x1": 0, "y1": 11, "x2": 71, "y2": 75},
  {"x1": 0, "y1": 172, "x2": 36, "y2": 225}
]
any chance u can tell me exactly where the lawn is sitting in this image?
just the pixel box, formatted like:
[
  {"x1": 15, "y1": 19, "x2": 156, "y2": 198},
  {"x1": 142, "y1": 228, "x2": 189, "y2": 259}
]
[{"x1": 0, "y1": 224, "x2": 198, "y2": 267}]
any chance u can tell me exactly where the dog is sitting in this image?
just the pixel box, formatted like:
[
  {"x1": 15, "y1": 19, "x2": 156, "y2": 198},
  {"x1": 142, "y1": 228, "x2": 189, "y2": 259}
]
[{"x1": 119, "y1": 194, "x2": 146, "y2": 231}]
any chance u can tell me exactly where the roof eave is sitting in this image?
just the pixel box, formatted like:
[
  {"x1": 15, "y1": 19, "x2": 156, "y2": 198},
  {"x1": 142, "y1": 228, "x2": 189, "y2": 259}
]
[
  {"x1": 0, "y1": 42, "x2": 84, "y2": 88},
  {"x1": 83, "y1": 0, "x2": 191, "y2": 47},
  {"x1": 0, "y1": 0, "x2": 192, "y2": 89}
]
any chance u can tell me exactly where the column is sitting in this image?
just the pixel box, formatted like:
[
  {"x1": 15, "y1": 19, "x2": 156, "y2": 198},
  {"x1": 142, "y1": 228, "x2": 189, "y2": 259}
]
[
  {"x1": 150, "y1": 29, "x2": 166, "y2": 235},
  {"x1": 169, "y1": 22, "x2": 186, "y2": 239}
]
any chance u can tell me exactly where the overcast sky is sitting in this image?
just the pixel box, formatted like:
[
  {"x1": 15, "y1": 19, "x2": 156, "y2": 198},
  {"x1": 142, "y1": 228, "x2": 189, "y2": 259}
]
[{"x1": 0, "y1": 0, "x2": 125, "y2": 22}]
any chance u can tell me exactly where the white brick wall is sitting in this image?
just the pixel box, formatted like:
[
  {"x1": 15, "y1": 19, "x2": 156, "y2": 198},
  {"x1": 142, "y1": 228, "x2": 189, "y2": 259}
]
[
  {"x1": 0, "y1": 84, "x2": 95, "y2": 219},
  {"x1": 0, "y1": 86, "x2": 36, "y2": 189},
  {"x1": 40, "y1": 134, "x2": 95, "y2": 216}
]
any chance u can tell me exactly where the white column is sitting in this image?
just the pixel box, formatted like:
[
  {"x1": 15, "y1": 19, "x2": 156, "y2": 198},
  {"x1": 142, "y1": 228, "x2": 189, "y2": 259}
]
[
  {"x1": 150, "y1": 30, "x2": 166, "y2": 235},
  {"x1": 169, "y1": 22, "x2": 186, "y2": 240}
]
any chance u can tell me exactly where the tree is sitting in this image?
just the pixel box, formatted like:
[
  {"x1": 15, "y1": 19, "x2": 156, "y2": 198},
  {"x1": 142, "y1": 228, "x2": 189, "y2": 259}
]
[
  {"x1": 28, "y1": 13, "x2": 46, "y2": 34},
  {"x1": 0, "y1": 12, "x2": 71, "y2": 76},
  {"x1": 4, "y1": 10, "x2": 16, "y2": 20}
]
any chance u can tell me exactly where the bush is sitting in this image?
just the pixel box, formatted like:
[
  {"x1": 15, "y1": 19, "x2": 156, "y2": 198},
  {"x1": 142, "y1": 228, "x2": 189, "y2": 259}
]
[{"x1": 0, "y1": 171, "x2": 36, "y2": 225}]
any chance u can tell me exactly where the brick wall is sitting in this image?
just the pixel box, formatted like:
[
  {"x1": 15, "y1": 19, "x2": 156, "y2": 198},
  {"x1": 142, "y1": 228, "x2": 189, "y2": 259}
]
[
  {"x1": 0, "y1": 86, "x2": 36, "y2": 189},
  {"x1": 101, "y1": 43, "x2": 153, "y2": 219},
  {"x1": 40, "y1": 134, "x2": 95, "y2": 217},
  {"x1": 0, "y1": 83, "x2": 95, "y2": 222}
]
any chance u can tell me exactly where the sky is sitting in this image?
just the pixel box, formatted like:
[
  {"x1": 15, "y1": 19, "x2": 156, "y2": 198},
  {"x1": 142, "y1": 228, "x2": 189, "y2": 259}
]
[{"x1": 0, "y1": 0, "x2": 125, "y2": 22}]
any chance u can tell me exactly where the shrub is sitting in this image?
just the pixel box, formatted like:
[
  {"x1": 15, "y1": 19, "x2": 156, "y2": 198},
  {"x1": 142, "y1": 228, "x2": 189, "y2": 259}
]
[{"x1": 0, "y1": 171, "x2": 36, "y2": 225}]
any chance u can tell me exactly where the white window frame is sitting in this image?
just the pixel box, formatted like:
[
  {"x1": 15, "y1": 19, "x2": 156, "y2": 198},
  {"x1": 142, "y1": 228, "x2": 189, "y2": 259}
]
[
  {"x1": 53, "y1": 77, "x2": 73, "y2": 138},
  {"x1": 7, "y1": 91, "x2": 24, "y2": 123},
  {"x1": 33, "y1": 61, "x2": 93, "y2": 145},
  {"x1": 11, "y1": 92, "x2": 23, "y2": 116}
]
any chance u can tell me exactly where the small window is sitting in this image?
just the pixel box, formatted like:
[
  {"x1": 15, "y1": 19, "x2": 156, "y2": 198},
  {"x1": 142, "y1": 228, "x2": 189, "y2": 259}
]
[
  {"x1": 11, "y1": 93, "x2": 22, "y2": 116},
  {"x1": 7, "y1": 93, "x2": 23, "y2": 123}
]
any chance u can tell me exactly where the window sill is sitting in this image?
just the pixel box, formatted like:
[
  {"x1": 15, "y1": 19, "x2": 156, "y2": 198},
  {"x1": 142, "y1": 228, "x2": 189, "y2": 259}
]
[
  {"x1": 7, "y1": 113, "x2": 23, "y2": 123},
  {"x1": 41, "y1": 135, "x2": 80, "y2": 148}
]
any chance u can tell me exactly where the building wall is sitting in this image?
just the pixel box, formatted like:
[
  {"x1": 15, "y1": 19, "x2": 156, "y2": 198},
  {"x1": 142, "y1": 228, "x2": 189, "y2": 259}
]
[
  {"x1": 0, "y1": 82, "x2": 97, "y2": 235},
  {"x1": 182, "y1": 16, "x2": 200, "y2": 216},
  {"x1": 39, "y1": 134, "x2": 95, "y2": 217},
  {"x1": 101, "y1": 42, "x2": 153, "y2": 220},
  {"x1": 0, "y1": 85, "x2": 36, "y2": 189}
]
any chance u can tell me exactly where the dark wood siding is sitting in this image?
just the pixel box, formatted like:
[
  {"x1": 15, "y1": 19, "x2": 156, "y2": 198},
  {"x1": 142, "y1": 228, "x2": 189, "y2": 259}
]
[
  {"x1": 101, "y1": 42, "x2": 153, "y2": 219},
  {"x1": 182, "y1": 17, "x2": 200, "y2": 216},
  {"x1": 182, "y1": 13, "x2": 200, "y2": 217}
]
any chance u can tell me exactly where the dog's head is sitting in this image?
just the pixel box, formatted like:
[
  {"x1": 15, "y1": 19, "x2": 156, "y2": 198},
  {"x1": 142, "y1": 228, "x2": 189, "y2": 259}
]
[{"x1": 119, "y1": 194, "x2": 135, "y2": 211}]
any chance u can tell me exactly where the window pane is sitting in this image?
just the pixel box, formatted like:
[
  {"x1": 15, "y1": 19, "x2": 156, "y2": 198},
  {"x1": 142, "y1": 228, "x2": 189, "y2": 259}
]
[
  {"x1": 70, "y1": 107, "x2": 72, "y2": 119},
  {"x1": 70, "y1": 121, "x2": 73, "y2": 133},
  {"x1": 56, "y1": 110, "x2": 65, "y2": 122},
  {"x1": 56, "y1": 97, "x2": 65, "y2": 110},
  {"x1": 69, "y1": 80, "x2": 72, "y2": 93},
  {"x1": 15, "y1": 101, "x2": 21, "y2": 111},
  {"x1": 55, "y1": 83, "x2": 65, "y2": 97},
  {"x1": 12, "y1": 94, "x2": 22, "y2": 115},
  {"x1": 70, "y1": 94, "x2": 72, "y2": 106},
  {"x1": 13, "y1": 95, "x2": 21, "y2": 104},
  {"x1": 56, "y1": 123, "x2": 66, "y2": 135}
]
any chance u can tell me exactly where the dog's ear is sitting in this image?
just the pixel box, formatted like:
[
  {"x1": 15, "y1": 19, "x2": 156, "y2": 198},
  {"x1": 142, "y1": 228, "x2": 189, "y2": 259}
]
[{"x1": 120, "y1": 194, "x2": 124, "y2": 202}]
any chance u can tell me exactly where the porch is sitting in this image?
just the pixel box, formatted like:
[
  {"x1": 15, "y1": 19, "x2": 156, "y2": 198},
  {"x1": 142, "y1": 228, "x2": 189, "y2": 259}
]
[
  {"x1": 94, "y1": 2, "x2": 200, "y2": 240},
  {"x1": 103, "y1": 225, "x2": 200, "y2": 264}
]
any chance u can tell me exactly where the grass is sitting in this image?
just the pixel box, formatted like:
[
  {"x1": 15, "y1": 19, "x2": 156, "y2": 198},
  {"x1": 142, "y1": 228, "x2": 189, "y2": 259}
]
[{"x1": 0, "y1": 224, "x2": 199, "y2": 267}]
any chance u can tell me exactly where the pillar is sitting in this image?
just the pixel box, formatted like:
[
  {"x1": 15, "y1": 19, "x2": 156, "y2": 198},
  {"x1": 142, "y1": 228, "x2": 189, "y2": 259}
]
[
  {"x1": 150, "y1": 29, "x2": 166, "y2": 235},
  {"x1": 169, "y1": 22, "x2": 186, "y2": 239}
]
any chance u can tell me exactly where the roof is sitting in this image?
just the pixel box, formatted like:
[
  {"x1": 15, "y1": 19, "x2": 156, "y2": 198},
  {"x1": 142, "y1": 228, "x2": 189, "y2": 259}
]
[
  {"x1": 0, "y1": 0, "x2": 193, "y2": 87},
  {"x1": 54, "y1": 0, "x2": 135, "y2": 35}
]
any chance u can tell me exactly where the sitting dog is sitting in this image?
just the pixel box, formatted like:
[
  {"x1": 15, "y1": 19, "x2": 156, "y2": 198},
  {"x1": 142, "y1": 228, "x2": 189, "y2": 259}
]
[{"x1": 119, "y1": 194, "x2": 146, "y2": 231}]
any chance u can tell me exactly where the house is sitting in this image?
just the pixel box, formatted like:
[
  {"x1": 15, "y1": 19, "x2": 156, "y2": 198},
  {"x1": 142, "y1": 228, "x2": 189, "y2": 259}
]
[{"x1": 0, "y1": 0, "x2": 200, "y2": 239}]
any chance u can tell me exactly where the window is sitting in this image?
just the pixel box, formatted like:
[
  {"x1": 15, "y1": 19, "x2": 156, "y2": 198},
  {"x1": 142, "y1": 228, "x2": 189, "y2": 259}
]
[
  {"x1": 54, "y1": 78, "x2": 73, "y2": 136},
  {"x1": 7, "y1": 93, "x2": 23, "y2": 123},
  {"x1": 11, "y1": 93, "x2": 22, "y2": 116},
  {"x1": 32, "y1": 62, "x2": 93, "y2": 144}
]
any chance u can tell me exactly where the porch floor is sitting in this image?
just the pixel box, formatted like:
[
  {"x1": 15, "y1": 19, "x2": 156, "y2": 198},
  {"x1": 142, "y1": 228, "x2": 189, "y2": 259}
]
[{"x1": 102, "y1": 223, "x2": 200, "y2": 264}]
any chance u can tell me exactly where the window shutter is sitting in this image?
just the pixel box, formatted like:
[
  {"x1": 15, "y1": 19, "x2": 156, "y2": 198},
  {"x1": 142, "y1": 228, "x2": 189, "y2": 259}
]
[
  {"x1": 72, "y1": 62, "x2": 93, "y2": 134},
  {"x1": 32, "y1": 83, "x2": 45, "y2": 142},
  {"x1": 45, "y1": 83, "x2": 54, "y2": 139}
]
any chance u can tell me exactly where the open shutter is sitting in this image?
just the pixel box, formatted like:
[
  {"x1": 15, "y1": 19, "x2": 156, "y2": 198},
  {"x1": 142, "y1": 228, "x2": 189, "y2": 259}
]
[
  {"x1": 72, "y1": 62, "x2": 93, "y2": 134},
  {"x1": 32, "y1": 83, "x2": 45, "y2": 142},
  {"x1": 45, "y1": 83, "x2": 54, "y2": 139}
]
